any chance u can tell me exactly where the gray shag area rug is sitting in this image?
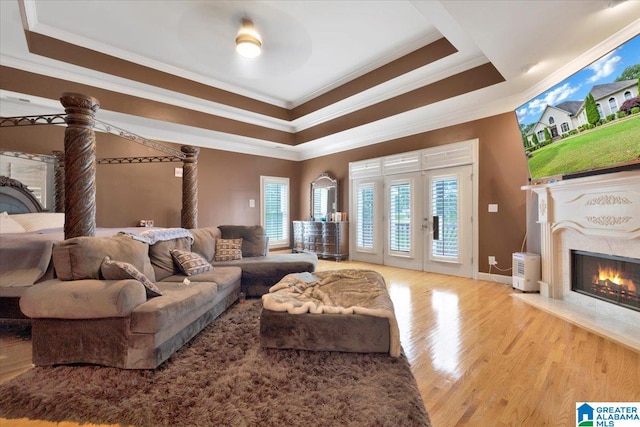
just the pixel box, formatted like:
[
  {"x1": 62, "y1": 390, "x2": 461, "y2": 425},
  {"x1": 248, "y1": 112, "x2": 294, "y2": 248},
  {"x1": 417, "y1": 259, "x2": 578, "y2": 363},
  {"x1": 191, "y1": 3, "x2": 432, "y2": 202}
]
[{"x1": 0, "y1": 299, "x2": 431, "y2": 427}]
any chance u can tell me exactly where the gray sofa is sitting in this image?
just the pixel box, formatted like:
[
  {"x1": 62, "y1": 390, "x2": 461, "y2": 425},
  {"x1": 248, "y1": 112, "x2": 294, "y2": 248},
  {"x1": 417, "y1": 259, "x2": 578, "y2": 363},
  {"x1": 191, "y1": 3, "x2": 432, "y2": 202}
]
[{"x1": 19, "y1": 225, "x2": 317, "y2": 369}]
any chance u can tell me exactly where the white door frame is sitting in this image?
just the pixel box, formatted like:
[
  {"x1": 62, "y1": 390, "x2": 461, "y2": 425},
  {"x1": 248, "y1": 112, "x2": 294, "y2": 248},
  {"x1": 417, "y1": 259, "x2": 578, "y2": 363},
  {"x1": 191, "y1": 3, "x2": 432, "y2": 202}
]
[{"x1": 349, "y1": 139, "x2": 479, "y2": 279}]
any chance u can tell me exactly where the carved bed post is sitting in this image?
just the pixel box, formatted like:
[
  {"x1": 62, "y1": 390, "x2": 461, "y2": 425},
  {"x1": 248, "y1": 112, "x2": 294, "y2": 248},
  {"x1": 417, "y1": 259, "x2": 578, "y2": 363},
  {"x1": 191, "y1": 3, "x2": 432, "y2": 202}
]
[
  {"x1": 60, "y1": 93, "x2": 100, "y2": 239},
  {"x1": 181, "y1": 145, "x2": 199, "y2": 229},
  {"x1": 52, "y1": 150, "x2": 65, "y2": 213}
]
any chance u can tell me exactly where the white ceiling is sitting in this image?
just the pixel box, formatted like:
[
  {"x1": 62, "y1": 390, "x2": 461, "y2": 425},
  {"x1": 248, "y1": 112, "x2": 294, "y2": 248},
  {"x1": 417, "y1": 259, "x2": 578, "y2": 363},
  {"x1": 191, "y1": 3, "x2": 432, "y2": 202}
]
[{"x1": 1, "y1": 0, "x2": 639, "y2": 160}]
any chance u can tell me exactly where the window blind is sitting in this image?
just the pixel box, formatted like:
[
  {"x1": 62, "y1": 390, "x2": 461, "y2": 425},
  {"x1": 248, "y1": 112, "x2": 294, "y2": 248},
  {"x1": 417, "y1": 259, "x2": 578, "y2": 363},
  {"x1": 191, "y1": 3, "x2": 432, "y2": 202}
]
[
  {"x1": 431, "y1": 177, "x2": 459, "y2": 259},
  {"x1": 356, "y1": 184, "x2": 374, "y2": 249},
  {"x1": 261, "y1": 176, "x2": 289, "y2": 245},
  {"x1": 389, "y1": 182, "x2": 411, "y2": 252},
  {"x1": 0, "y1": 156, "x2": 48, "y2": 207}
]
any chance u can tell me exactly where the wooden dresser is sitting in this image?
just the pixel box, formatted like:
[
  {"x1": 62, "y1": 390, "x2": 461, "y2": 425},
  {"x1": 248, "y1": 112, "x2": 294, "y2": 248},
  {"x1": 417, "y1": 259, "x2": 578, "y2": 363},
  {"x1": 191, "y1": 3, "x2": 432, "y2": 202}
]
[{"x1": 292, "y1": 221, "x2": 349, "y2": 261}]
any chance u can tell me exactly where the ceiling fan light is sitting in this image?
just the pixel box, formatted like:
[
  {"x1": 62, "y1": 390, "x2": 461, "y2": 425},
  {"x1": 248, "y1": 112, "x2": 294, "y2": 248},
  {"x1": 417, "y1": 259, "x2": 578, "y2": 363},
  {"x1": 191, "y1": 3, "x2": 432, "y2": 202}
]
[
  {"x1": 235, "y1": 34, "x2": 262, "y2": 59},
  {"x1": 236, "y1": 18, "x2": 262, "y2": 59}
]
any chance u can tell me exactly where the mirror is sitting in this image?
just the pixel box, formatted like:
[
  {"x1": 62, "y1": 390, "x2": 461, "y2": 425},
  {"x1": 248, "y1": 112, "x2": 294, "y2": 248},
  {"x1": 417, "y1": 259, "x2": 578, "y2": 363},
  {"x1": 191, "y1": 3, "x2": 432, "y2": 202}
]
[{"x1": 310, "y1": 172, "x2": 338, "y2": 221}]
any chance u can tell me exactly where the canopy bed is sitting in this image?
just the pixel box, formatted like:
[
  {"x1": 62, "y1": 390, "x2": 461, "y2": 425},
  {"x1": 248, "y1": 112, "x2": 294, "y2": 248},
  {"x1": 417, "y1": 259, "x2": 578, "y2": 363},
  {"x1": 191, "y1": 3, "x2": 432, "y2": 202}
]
[{"x1": 0, "y1": 92, "x2": 201, "y2": 318}]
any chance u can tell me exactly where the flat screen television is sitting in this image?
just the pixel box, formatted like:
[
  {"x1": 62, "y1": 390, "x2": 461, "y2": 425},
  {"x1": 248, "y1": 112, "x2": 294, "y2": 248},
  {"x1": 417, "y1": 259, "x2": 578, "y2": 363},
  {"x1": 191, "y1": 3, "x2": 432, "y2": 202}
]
[{"x1": 516, "y1": 34, "x2": 640, "y2": 184}]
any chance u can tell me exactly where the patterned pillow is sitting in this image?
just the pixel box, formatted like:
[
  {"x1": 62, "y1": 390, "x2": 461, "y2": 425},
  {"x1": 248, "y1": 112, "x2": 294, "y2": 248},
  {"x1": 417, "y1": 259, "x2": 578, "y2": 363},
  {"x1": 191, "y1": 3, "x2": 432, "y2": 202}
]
[
  {"x1": 170, "y1": 248, "x2": 213, "y2": 276},
  {"x1": 100, "y1": 256, "x2": 163, "y2": 298},
  {"x1": 214, "y1": 238, "x2": 243, "y2": 261}
]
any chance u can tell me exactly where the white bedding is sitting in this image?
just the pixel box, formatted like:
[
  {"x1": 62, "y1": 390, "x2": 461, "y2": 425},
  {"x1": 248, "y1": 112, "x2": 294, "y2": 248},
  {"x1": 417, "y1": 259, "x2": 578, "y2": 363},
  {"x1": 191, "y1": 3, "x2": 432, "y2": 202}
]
[{"x1": 3, "y1": 212, "x2": 65, "y2": 233}]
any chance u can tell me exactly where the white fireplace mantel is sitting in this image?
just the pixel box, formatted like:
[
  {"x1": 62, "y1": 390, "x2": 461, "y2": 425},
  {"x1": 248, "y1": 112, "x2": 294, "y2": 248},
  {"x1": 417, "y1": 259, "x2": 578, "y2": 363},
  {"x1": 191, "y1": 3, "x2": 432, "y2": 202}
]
[
  {"x1": 517, "y1": 170, "x2": 640, "y2": 352},
  {"x1": 524, "y1": 170, "x2": 640, "y2": 298}
]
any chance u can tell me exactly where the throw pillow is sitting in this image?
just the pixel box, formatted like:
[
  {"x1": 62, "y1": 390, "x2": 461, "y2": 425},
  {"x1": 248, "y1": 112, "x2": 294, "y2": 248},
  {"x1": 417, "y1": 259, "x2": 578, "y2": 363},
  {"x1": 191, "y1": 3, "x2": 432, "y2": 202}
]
[
  {"x1": 214, "y1": 238, "x2": 243, "y2": 261},
  {"x1": 101, "y1": 256, "x2": 163, "y2": 298},
  {"x1": 170, "y1": 248, "x2": 213, "y2": 276}
]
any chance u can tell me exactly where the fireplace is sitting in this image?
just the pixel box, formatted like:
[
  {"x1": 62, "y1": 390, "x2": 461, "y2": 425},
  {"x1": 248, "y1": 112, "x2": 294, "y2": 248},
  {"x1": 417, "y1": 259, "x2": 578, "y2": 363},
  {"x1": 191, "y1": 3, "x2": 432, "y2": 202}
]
[
  {"x1": 572, "y1": 250, "x2": 640, "y2": 312},
  {"x1": 518, "y1": 170, "x2": 640, "y2": 351}
]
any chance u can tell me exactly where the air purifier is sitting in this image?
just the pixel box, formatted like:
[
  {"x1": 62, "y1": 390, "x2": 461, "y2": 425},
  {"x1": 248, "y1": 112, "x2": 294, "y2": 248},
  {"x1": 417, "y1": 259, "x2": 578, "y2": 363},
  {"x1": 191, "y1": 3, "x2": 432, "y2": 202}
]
[{"x1": 512, "y1": 252, "x2": 541, "y2": 292}]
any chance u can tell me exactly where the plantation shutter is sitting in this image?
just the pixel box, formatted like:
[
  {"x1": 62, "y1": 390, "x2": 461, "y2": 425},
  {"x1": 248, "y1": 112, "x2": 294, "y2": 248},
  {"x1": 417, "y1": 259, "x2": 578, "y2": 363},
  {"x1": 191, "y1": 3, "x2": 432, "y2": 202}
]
[
  {"x1": 0, "y1": 157, "x2": 48, "y2": 207},
  {"x1": 261, "y1": 176, "x2": 289, "y2": 246},
  {"x1": 431, "y1": 176, "x2": 459, "y2": 260},
  {"x1": 356, "y1": 184, "x2": 374, "y2": 249},
  {"x1": 389, "y1": 182, "x2": 411, "y2": 253}
]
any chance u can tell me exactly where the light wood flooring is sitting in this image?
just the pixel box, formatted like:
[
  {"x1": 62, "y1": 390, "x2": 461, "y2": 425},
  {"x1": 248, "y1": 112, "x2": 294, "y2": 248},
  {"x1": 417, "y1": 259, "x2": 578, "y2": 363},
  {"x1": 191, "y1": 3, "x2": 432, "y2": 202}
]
[{"x1": 1, "y1": 259, "x2": 639, "y2": 426}]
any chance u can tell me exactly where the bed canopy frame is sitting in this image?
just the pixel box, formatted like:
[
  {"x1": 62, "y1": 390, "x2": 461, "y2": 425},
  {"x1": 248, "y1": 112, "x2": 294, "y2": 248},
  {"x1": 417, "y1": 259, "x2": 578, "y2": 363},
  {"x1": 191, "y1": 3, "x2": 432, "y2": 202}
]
[{"x1": 0, "y1": 92, "x2": 199, "y2": 238}]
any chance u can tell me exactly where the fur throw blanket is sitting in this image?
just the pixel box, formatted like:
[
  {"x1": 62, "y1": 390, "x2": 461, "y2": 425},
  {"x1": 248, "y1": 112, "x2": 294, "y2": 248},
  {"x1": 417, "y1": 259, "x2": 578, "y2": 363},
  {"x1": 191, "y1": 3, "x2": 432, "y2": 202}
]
[{"x1": 262, "y1": 269, "x2": 401, "y2": 357}]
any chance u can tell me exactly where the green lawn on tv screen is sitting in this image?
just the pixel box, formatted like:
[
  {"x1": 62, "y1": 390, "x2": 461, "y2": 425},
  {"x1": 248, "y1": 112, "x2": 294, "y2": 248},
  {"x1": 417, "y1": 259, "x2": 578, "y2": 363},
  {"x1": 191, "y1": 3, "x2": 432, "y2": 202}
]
[{"x1": 528, "y1": 115, "x2": 640, "y2": 179}]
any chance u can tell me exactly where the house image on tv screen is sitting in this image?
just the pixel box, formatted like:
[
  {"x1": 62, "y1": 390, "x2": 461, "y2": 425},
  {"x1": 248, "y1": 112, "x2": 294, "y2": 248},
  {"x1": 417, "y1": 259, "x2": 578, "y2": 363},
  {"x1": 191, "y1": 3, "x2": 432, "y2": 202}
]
[
  {"x1": 525, "y1": 79, "x2": 638, "y2": 145},
  {"x1": 516, "y1": 34, "x2": 640, "y2": 182}
]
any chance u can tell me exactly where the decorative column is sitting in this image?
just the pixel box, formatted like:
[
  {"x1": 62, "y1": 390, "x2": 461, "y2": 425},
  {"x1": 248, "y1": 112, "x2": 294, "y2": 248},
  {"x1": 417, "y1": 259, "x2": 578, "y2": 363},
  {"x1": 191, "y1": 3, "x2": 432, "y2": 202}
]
[
  {"x1": 52, "y1": 150, "x2": 65, "y2": 213},
  {"x1": 181, "y1": 145, "x2": 199, "y2": 229},
  {"x1": 60, "y1": 93, "x2": 100, "y2": 239},
  {"x1": 532, "y1": 186, "x2": 555, "y2": 298}
]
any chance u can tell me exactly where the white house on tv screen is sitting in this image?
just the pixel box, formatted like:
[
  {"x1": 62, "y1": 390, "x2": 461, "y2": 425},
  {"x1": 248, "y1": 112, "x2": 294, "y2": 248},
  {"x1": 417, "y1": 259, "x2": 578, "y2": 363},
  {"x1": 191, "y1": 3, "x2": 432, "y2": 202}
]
[{"x1": 526, "y1": 78, "x2": 638, "y2": 145}]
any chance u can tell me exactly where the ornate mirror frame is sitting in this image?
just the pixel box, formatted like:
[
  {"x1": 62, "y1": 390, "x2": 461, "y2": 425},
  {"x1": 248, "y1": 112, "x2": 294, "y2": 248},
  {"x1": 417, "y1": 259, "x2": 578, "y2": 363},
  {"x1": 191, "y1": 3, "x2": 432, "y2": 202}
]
[{"x1": 310, "y1": 172, "x2": 338, "y2": 221}]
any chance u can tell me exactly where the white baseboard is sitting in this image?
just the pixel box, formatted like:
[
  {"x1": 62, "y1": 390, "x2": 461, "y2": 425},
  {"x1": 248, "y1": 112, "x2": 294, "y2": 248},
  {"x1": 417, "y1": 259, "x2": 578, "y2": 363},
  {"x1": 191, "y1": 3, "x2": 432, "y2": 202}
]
[{"x1": 477, "y1": 272, "x2": 512, "y2": 285}]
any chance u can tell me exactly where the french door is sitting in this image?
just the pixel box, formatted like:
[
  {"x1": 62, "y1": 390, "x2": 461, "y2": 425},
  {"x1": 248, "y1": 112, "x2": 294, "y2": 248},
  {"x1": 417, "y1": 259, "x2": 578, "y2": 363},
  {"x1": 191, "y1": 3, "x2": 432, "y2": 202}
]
[
  {"x1": 423, "y1": 165, "x2": 473, "y2": 277},
  {"x1": 383, "y1": 173, "x2": 423, "y2": 270},
  {"x1": 349, "y1": 140, "x2": 477, "y2": 278}
]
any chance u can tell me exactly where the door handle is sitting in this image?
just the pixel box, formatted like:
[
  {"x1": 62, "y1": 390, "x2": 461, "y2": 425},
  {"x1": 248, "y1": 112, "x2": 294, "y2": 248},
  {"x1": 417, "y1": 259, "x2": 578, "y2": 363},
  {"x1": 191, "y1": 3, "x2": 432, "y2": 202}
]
[{"x1": 433, "y1": 216, "x2": 439, "y2": 240}]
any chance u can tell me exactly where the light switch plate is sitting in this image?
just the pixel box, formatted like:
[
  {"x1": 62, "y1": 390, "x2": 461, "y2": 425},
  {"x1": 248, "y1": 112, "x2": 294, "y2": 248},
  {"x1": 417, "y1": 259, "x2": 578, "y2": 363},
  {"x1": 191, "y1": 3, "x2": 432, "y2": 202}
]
[
  {"x1": 249, "y1": 199, "x2": 255, "y2": 208},
  {"x1": 488, "y1": 204, "x2": 498, "y2": 213},
  {"x1": 174, "y1": 167, "x2": 183, "y2": 177}
]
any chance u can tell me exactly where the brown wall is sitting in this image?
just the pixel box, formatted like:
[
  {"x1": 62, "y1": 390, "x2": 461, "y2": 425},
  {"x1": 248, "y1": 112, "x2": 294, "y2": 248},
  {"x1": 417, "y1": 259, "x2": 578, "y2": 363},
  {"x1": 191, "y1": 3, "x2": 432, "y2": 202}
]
[
  {"x1": 0, "y1": 125, "x2": 300, "y2": 228},
  {"x1": 1, "y1": 111, "x2": 528, "y2": 274},
  {"x1": 298, "y1": 112, "x2": 530, "y2": 273}
]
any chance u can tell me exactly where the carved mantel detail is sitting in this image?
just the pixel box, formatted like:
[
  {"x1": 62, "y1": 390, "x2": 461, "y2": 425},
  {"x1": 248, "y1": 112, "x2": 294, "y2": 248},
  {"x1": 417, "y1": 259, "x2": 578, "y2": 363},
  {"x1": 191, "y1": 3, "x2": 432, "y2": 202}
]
[
  {"x1": 539, "y1": 198, "x2": 547, "y2": 217},
  {"x1": 585, "y1": 216, "x2": 632, "y2": 226},
  {"x1": 586, "y1": 195, "x2": 632, "y2": 206}
]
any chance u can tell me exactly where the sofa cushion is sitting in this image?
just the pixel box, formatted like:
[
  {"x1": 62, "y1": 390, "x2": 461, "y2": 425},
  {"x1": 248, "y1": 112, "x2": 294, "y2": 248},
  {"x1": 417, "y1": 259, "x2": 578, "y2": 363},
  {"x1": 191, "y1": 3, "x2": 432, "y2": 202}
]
[
  {"x1": 130, "y1": 281, "x2": 219, "y2": 334},
  {"x1": 189, "y1": 227, "x2": 221, "y2": 262},
  {"x1": 148, "y1": 237, "x2": 191, "y2": 281},
  {"x1": 214, "y1": 238, "x2": 243, "y2": 261},
  {"x1": 101, "y1": 256, "x2": 162, "y2": 298},
  {"x1": 170, "y1": 249, "x2": 213, "y2": 276},
  {"x1": 218, "y1": 225, "x2": 268, "y2": 257},
  {"x1": 20, "y1": 278, "x2": 147, "y2": 319},
  {"x1": 53, "y1": 235, "x2": 155, "y2": 282},
  {"x1": 213, "y1": 253, "x2": 317, "y2": 281},
  {"x1": 160, "y1": 266, "x2": 242, "y2": 294}
]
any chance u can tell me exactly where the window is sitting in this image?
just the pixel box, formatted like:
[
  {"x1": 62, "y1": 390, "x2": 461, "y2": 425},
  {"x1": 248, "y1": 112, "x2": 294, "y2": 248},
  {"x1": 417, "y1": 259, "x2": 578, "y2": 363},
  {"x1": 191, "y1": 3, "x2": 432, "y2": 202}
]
[
  {"x1": 356, "y1": 183, "x2": 375, "y2": 250},
  {"x1": 260, "y1": 176, "x2": 289, "y2": 247},
  {"x1": 624, "y1": 91, "x2": 632, "y2": 100},
  {"x1": 561, "y1": 122, "x2": 570, "y2": 133},
  {"x1": 537, "y1": 130, "x2": 545, "y2": 141},
  {"x1": 548, "y1": 116, "x2": 555, "y2": 125},
  {"x1": 0, "y1": 154, "x2": 52, "y2": 209},
  {"x1": 609, "y1": 97, "x2": 618, "y2": 113},
  {"x1": 389, "y1": 182, "x2": 411, "y2": 253},
  {"x1": 431, "y1": 176, "x2": 459, "y2": 260},
  {"x1": 596, "y1": 103, "x2": 603, "y2": 117}
]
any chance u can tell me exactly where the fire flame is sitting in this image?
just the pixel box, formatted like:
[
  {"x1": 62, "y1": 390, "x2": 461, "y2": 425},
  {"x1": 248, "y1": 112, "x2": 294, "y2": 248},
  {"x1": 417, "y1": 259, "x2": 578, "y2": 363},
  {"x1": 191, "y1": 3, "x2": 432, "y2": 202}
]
[{"x1": 593, "y1": 264, "x2": 636, "y2": 292}]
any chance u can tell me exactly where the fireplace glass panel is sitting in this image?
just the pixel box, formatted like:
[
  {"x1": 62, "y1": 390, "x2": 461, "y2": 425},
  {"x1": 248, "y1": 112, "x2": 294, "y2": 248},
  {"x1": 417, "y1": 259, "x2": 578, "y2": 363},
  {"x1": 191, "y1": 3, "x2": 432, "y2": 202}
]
[{"x1": 571, "y1": 250, "x2": 640, "y2": 312}]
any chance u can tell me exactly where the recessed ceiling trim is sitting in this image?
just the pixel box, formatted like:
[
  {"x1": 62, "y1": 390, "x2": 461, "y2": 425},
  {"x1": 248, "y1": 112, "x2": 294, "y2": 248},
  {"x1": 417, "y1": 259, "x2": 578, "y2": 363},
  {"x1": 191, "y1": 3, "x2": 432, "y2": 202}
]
[
  {"x1": 0, "y1": 54, "x2": 295, "y2": 133},
  {"x1": 289, "y1": 30, "x2": 444, "y2": 109},
  {"x1": 290, "y1": 52, "x2": 490, "y2": 132},
  {"x1": 290, "y1": 37, "x2": 456, "y2": 119},
  {"x1": 23, "y1": 19, "x2": 287, "y2": 108}
]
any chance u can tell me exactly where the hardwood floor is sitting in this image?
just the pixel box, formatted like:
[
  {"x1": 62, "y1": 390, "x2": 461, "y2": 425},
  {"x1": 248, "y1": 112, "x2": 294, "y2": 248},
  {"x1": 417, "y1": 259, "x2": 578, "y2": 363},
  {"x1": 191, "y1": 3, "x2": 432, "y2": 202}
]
[{"x1": 1, "y1": 259, "x2": 639, "y2": 426}]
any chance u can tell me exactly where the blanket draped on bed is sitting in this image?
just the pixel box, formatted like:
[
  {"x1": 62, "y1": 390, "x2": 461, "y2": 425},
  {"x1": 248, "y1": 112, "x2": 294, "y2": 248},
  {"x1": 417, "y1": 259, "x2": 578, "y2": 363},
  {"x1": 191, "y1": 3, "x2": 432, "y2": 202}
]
[{"x1": 262, "y1": 269, "x2": 401, "y2": 357}]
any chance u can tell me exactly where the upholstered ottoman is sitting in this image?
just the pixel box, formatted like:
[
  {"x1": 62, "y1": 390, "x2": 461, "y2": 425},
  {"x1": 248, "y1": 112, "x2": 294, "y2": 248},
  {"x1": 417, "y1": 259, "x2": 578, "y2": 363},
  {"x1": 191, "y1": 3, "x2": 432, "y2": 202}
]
[{"x1": 260, "y1": 269, "x2": 400, "y2": 357}]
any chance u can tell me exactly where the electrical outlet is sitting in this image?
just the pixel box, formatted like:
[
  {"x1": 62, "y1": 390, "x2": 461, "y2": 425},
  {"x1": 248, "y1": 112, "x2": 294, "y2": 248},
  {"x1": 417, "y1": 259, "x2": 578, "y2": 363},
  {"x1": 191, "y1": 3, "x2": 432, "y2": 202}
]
[{"x1": 488, "y1": 256, "x2": 497, "y2": 265}]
